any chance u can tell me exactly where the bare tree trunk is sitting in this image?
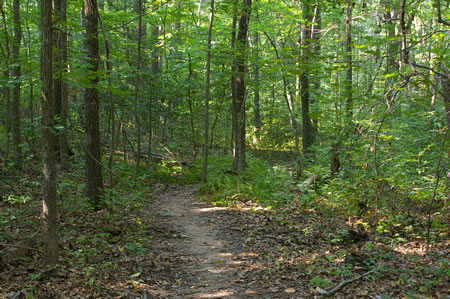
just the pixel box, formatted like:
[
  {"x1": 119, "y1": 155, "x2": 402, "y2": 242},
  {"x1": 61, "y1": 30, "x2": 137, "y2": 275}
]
[
  {"x1": 232, "y1": 0, "x2": 252, "y2": 171},
  {"x1": 345, "y1": 0, "x2": 354, "y2": 124},
  {"x1": 84, "y1": 0, "x2": 103, "y2": 207},
  {"x1": 98, "y1": 5, "x2": 115, "y2": 188},
  {"x1": 0, "y1": 3, "x2": 10, "y2": 164},
  {"x1": 59, "y1": 0, "x2": 70, "y2": 169},
  {"x1": 300, "y1": 0, "x2": 313, "y2": 152},
  {"x1": 41, "y1": 0, "x2": 58, "y2": 267},
  {"x1": 264, "y1": 32, "x2": 300, "y2": 155},
  {"x1": 311, "y1": 2, "x2": 321, "y2": 136},
  {"x1": 252, "y1": 30, "x2": 262, "y2": 144},
  {"x1": 202, "y1": 0, "x2": 214, "y2": 183},
  {"x1": 187, "y1": 55, "x2": 197, "y2": 156},
  {"x1": 134, "y1": 0, "x2": 143, "y2": 173},
  {"x1": 53, "y1": 0, "x2": 62, "y2": 157},
  {"x1": 149, "y1": 3, "x2": 161, "y2": 156},
  {"x1": 12, "y1": 0, "x2": 22, "y2": 170},
  {"x1": 231, "y1": 0, "x2": 238, "y2": 155}
]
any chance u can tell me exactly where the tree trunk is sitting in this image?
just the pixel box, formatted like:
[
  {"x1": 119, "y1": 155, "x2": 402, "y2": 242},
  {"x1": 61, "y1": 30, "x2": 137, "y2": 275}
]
[
  {"x1": 41, "y1": 0, "x2": 58, "y2": 267},
  {"x1": 12, "y1": 0, "x2": 22, "y2": 170},
  {"x1": 300, "y1": 0, "x2": 313, "y2": 153},
  {"x1": 59, "y1": 0, "x2": 70, "y2": 169},
  {"x1": 0, "y1": 2, "x2": 10, "y2": 163},
  {"x1": 84, "y1": 0, "x2": 103, "y2": 207},
  {"x1": 53, "y1": 0, "x2": 62, "y2": 157},
  {"x1": 149, "y1": 2, "x2": 161, "y2": 157},
  {"x1": 252, "y1": 30, "x2": 262, "y2": 144},
  {"x1": 263, "y1": 31, "x2": 301, "y2": 155},
  {"x1": 98, "y1": 5, "x2": 115, "y2": 188},
  {"x1": 345, "y1": 0, "x2": 353, "y2": 124},
  {"x1": 311, "y1": 3, "x2": 321, "y2": 136},
  {"x1": 232, "y1": 0, "x2": 252, "y2": 171},
  {"x1": 134, "y1": 0, "x2": 142, "y2": 173},
  {"x1": 187, "y1": 55, "x2": 197, "y2": 156},
  {"x1": 202, "y1": 0, "x2": 214, "y2": 183},
  {"x1": 231, "y1": 0, "x2": 238, "y2": 155}
]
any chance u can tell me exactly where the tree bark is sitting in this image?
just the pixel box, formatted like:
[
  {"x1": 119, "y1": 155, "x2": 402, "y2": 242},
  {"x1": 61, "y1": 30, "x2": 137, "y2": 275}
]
[
  {"x1": 345, "y1": 0, "x2": 354, "y2": 124},
  {"x1": 231, "y1": 0, "x2": 238, "y2": 155},
  {"x1": 98, "y1": 5, "x2": 115, "y2": 188},
  {"x1": 187, "y1": 55, "x2": 197, "y2": 156},
  {"x1": 134, "y1": 0, "x2": 143, "y2": 173},
  {"x1": 252, "y1": 30, "x2": 262, "y2": 144},
  {"x1": 202, "y1": 0, "x2": 214, "y2": 183},
  {"x1": 300, "y1": 0, "x2": 313, "y2": 153},
  {"x1": 84, "y1": 0, "x2": 104, "y2": 207},
  {"x1": 59, "y1": 0, "x2": 70, "y2": 169},
  {"x1": 12, "y1": 0, "x2": 22, "y2": 170},
  {"x1": 232, "y1": 0, "x2": 252, "y2": 171},
  {"x1": 311, "y1": 2, "x2": 321, "y2": 136},
  {"x1": 0, "y1": 2, "x2": 10, "y2": 163},
  {"x1": 41, "y1": 0, "x2": 58, "y2": 267}
]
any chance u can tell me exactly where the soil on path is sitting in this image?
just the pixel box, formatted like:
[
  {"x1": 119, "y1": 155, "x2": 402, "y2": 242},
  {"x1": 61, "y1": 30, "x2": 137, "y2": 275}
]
[{"x1": 148, "y1": 185, "x2": 249, "y2": 298}]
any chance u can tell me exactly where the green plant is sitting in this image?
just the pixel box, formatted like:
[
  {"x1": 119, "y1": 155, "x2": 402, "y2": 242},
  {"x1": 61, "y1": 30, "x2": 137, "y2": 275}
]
[{"x1": 310, "y1": 275, "x2": 330, "y2": 288}]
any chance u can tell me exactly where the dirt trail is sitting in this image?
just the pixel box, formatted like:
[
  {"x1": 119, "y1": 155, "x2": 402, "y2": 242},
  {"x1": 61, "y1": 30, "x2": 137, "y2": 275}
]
[{"x1": 153, "y1": 185, "x2": 241, "y2": 298}]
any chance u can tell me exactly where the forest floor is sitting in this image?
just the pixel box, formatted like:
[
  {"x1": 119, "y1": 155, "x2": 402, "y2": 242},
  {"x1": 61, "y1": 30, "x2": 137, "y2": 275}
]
[{"x1": 0, "y1": 165, "x2": 448, "y2": 298}]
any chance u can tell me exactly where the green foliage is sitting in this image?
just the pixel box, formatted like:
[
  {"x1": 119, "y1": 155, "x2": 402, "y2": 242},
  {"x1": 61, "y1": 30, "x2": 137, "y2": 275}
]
[{"x1": 198, "y1": 154, "x2": 293, "y2": 208}]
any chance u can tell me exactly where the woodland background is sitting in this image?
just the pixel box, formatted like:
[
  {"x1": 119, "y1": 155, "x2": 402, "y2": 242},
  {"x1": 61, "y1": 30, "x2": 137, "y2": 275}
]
[{"x1": 0, "y1": 0, "x2": 448, "y2": 297}]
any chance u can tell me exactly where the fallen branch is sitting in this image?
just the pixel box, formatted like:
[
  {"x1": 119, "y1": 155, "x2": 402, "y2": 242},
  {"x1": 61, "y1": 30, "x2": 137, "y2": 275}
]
[
  {"x1": 318, "y1": 268, "x2": 376, "y2": 296},
  {"x1": 304, "y1": 174, "x2": 318, "y2": 185},
  {"x1": 0, "y1": 243, "x2": 41, "y2": 252},
  {"x1": 294, "y1": 174, "x2": 319, "y2": 192}
]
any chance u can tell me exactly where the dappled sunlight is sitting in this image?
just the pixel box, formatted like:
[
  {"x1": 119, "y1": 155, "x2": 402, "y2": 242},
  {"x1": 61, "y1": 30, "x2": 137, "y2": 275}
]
[
  {"x1": 192, "y1": 206, "x2": 228, "y2": 213},
  {"x1": 195, "y1": 290, "x2": 234, "y2": 298},
  {"x1": 392, "y1": 241, "x2": 428, "y2": 256}
]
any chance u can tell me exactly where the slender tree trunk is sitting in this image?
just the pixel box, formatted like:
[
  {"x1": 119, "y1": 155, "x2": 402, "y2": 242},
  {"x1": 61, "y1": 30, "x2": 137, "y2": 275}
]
[
  {"x1": 252, "y1": 30, "x2": 262, "y2": 144},
  {"x1": 300, "y1": 1, "x2": 313, "y2": 153},
  {"x1": 345, "y1": 0, "x2": 353, "y2": 124},
  {"x1": 0, "y1": 3, "x2": 10, "y2": 163},
  {"x1": 202, "y1": 0, "x2": 214, "y2": 183},
  {"x1": 41, "y1": 0, "x2": 58, "y2": 267},
  {"x1": 300, "y1": 0, "x2": 313, "y2": 152},
  {"x1": 285, "y1": 78, "x2": 300, "y2": 154},
  {"x1": 84, "y1": 0, "x2": 103, "y2": 207},
  {"x1": 59, "y1": 0, "x2": 70, "y2": 169},
  {"x1": 134, "y1": 0, "x2": 143, "y2": 172},
  {"x1": 53, "y1": 0, "x2": 62, "y2": 157},
  {"x1": 187, "y1": 55, "x2": 197, "y2": 156},
  {"x1": 98, "y1": 6, "x2": 115, "y2": 188},
  {"x1": 232, "y1": 0, "x2": 252, "y2": 171},
  {"x1": 264, "y1": 32, "x2": 300, "y2": 155},
  {"x1": 12, "y1": 0, "x2": 22, "y2": 170},
  {"x1": 311, "y1": 2, "x2": 321, "y2": 135},
  {"x1": 231, "y1": 0, "x2": 238, "y2": 155},
  {"x1": 149, "y1": 8, "x2": 161, "y2": 157}
]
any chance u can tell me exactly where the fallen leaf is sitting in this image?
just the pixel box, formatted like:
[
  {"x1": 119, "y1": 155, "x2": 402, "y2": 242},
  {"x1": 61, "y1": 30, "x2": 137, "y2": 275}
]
[{"x1": 284, "y1": 288, "x2": 296, "y2": 294}]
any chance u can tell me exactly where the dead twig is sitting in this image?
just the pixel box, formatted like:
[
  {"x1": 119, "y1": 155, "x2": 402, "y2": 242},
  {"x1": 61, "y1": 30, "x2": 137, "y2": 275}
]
[
  {"x1": 0, "y1": 243, "x2": 41, "y2": 252},
  {"x1": 317, "y1": 268, "x2": 376, "y2": 296}
]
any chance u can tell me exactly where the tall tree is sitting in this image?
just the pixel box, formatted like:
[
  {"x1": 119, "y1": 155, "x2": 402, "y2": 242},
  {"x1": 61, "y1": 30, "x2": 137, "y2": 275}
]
[
  {"x1": 252, "y1": 29, "x2": 262, "y2": 144},
  {"x1": 345, "y1": 0, "x2": 354, "y2": 124},
  {"x1": 232, "y1": 0, "x2": 252, "y2": 171},
  {"x1": 84, "y1": 0, "x2": 104, "y2": 206},
  {"x1": 12, "y1": 0, "x2": 22, "y2": 170},
  {"x1": 0, "y1": 2, "x2": 11, "y2": 163},
  {"x1": 134, "y1": 0, "x2": 143, "y2": 173},
  {"x1": 311, "y1": 2, "x2": 321, "y2": 135},
  {"x1": 300, "y1": 0, "x2": 313, "y2": 152},
  {"x1": 41, "y1": 0, "x2": 58, "y2": 267},
  {"x1": 202, "y1": 0, "x2": 214, "y2": 183},
  {"x1": 59, "y1": 0, "x2": 70, "y2": 169}
]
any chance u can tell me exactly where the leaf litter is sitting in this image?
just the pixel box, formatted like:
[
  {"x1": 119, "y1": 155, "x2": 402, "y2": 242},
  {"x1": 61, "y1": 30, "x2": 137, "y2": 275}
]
[{"x1": 0, "y1": 175, "x2": 448, "y2": 298}]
